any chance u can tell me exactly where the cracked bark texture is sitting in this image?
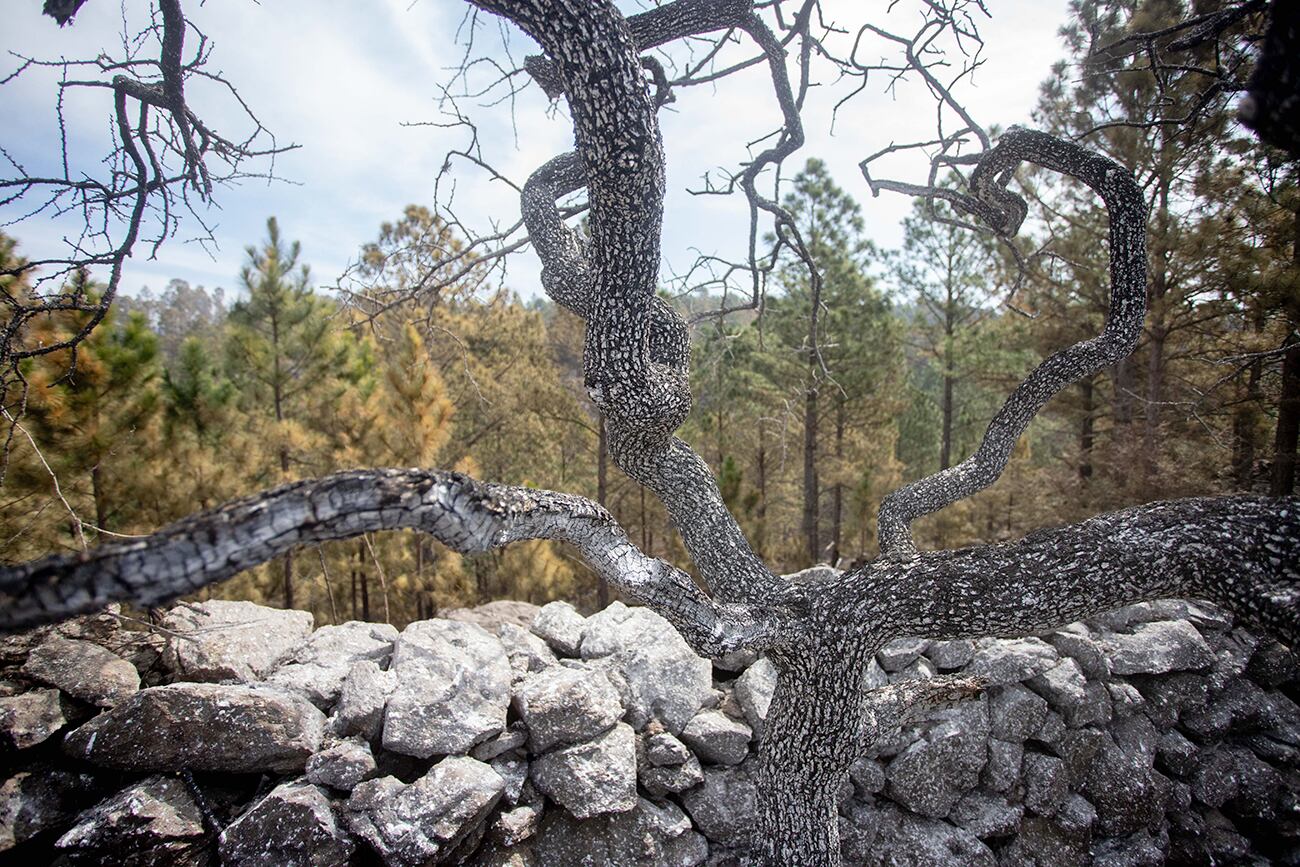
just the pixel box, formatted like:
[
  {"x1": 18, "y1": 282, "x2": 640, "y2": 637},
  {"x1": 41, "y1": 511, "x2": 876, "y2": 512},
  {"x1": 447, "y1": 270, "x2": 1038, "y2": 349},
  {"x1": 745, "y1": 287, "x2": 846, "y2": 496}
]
[{"x1": 3, "y1": 1, "x2": 1299, "y2": 865}]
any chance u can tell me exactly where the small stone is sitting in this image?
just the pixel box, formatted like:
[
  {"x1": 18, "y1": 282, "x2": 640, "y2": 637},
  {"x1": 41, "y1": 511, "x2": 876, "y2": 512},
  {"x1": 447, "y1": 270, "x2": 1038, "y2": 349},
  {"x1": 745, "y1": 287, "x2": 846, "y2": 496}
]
[
  {"x1": 1102, "y1": 620, "x2": 1215, "y2": 676},
  {"x1": 22, "y1": 634, "x2": 139, "y2": 707},
  {"x1": 530, "y1": 601, "x2": 586, "y2": 657},
  {"x1": 885, "y1": 719, "x2": 987, "y2": 818},
  {"x1": 680, "y1": 709, "x2": 752, "y2": 766},
  {"x1": 332, "y1": 660, "x2": 397, "y2": 741},
  {"x1": 1156, "y1": 730, "x2": 1198, "y2": 778},
  {"x1": 514, "y1": 663, "x2": 623, "y2": 753},
  {"x1": 877, "y1": 637, "x2": 929, "y2": 672},
  {"x1": 268, "y1": 621, "x2": 398, "y2": 709},
  {"x1": 490, "y1": 754, "x2": 528, "y2": 804},
  {"x1": 161, "y1": 600, "x2": 313, "y2": 682},
  {"x1": 926, "y1": 639, "x2": 975, "y2": 670},
  {"x1": 734, "y1": 657, "x2": 776, "y2": 737},
  {"x1": 442, "y1": 600, "x2": 541, "y2": 631},
  {"x1": 495, "y1": 804, "x2": 542, "y2": 847},
  {"x1": 471, "y1": 726, "x2": 527, "y2": 762},
  {"x1": 64, "y1": 683, "x2": 324, "y2": 773},
  {"x1": 870, "y1": 807, "x2": 995, "y2": 866},
  {"x1": 890, "y1": 656, "x2": 937, "y2": 683},
  {"x1": 1049, "y1": 629, "x2": 1110, "y2": 680},
  {"x1": 950, "y1": 791, "x2": 1023, "y2": 839},
  {"x1": 849, "y1": 756, "x2": 885, "y2": 795},
  {"x1": 218, "y1": 780, "x2": 355, "y2": 867},
  {"x1": 982, "y1": 738, "x2": 1023, "y2": 793},
  {"x1": 56, "y1": 776, "x2": 205, "y2": 864},
  {"x1": 497, "y1": 623, "x2": 557, "y2": 678},
  {"x1": 646, "y1": 731, "x2": 692, "y2": 766},
  {"x1": 306, "y1": 736, "x2": 377, "y2": 791},
  {"x1": 988, "y1": 684, "x2": 1049, "y2": 742},
  {"x1": 531, "y1": 722, "x2": 637, "y2": 819},
  {"x1": 1023, "y1": 752, "x2": 1068, "y2": 816},
  {"x1": 1054, "y1": 794, "x2": 1097, "y2": 835},
  {"x1": 0, "y1": 688, "x2": 67, "y2": 750},
  {"x1": 641, "y1": 753, "x2": 704, "y2": 797}
]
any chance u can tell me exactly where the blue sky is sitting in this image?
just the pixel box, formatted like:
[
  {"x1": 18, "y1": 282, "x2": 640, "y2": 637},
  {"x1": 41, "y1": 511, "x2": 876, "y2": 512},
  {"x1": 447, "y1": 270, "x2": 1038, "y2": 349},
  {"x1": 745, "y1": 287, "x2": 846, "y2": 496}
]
[{"x1": 2, "y1": 0, "x2": 1070, "y2": 302}]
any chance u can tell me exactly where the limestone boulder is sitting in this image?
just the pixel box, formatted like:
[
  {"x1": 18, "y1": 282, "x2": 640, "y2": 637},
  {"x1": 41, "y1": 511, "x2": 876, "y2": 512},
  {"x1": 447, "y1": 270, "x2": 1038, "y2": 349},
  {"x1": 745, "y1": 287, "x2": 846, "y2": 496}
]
[
  {"x1": 161, "y1": 600, "x2": 313, "y2": 682},
  {"x1": 22, "y1": 634, "x2": 139, "y2": 708},
  {"x1": 514, "y1": 663, "x2": 622, "y2": 753}
]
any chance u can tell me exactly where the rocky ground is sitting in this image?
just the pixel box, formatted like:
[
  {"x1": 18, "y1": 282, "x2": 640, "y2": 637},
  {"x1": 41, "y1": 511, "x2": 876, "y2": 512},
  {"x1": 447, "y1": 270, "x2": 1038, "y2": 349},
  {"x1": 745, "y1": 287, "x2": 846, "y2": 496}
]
[{"x1": 0, "y1": 587, "x2": 1297, "y2": 865}]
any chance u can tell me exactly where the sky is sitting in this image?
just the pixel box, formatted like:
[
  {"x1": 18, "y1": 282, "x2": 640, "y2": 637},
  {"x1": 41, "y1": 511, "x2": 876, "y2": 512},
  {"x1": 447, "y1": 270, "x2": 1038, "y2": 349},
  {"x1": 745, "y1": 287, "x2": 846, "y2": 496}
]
[{"x1": 2, "y1": 0, "x2": 1071, "y2": 302}]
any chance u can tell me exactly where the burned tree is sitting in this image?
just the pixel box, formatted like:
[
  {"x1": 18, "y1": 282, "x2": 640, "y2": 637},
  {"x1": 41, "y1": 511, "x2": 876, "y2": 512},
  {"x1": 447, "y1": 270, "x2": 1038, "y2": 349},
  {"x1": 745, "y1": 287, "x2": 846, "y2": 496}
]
[{"x1": 2, "y1": 1, "x2": 1298, "y2": 864}]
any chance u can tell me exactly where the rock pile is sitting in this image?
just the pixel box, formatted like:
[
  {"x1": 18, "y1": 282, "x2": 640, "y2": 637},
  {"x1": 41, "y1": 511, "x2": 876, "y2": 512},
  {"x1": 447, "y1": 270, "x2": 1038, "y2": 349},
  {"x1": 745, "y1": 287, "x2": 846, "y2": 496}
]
[{"x1": 0, "y1": 594, "x2": 1296, "y2": 865}]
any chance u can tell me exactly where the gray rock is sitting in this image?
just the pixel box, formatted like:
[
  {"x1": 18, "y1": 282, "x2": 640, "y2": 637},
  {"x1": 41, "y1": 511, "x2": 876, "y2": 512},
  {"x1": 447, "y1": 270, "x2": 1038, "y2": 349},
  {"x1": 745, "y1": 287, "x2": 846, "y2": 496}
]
[
  {"x1": 579, "y1": 604, "x2": 713, "y2": 734},
  {"x1": 515, "y1": 663, "x2": 622, "y2": 753},
  {"x1": 1034, "y1": 708, "x2": 1067, "y2": 745},
  {"x1": 733, "y1": 657, "x2": 776, "y2": 737},
  {"x1": 885, "y1": 719, "x2": 987, "y2": 818},
  {"x1": 0, "y1": 688, "x2": 67, "y2": 750},
  {"x1": 988, "y1": 684, "x2": 1049, "y2": 742},
  {"x1": 680, "y1": 709, "x2": 752, "y2": 766},
  {"x1": 530, "y1": 797, "x2": 707, "y2": 866},
  {"x1": 0, "y1": 770, "x2": 96, "y2": 851},
  {"x1": 22, "y1": 634, "x2": 139, "y2": 707},
  {"x1": 1103, "y1": 620, "x2": 1214, "y2": 676},
  {"x1": 531, "y1": 601, "x2": 586, "y2": 657},
  {"x1": 1247, "y1": 639, "x2": 1300, "y2": 687},
  {"x1": 1131, "y1": 671, "x2": 1208, "y2": 728},
  {"x1": 889, "y1": 656, "x2": 937, "y2": 683},
  {"x1": 1023, "y1": 752, "x2": 1069, "y2": 816},
  {"x1": 645, "y1": 731, "x2": 692, "y2": 766},
  {"x1": 1106, "y1": 681, "x2": 1145, "y2": 717},
  {"x1": 864, "y1": 657, "x2": 889, "y2": 690},
  {"x1": 331, "y1": 660, "x2": 397, "y2": 741},
  {"x1": 268, "y1": 621, "x2": 398, "y2": 709},
  {"x1": 640, "y1": 752, "x2": 704, "y2": 797},
  {"x1": 56, "y1": 776, "x2": 205, "y2": 865},
  {"x1": 868, "y1": 807, "x2": 995, "y2": 866},
  {"x1": 531, "y1": 722, "x2": 637, "y2": 819},
  {"x1": 382, "y1": 619, "x2": 511, "y2": 758},
  {"x1": 219, "y1": 780, "x2": 355, "y2": 867},
  {"x1": 950, "y1": 791, "x2": 1023, "y2": 839},
  {"x1": 1081, "y1": 733, "x2": 1166, "y2": 836},
  {"x1": 967, "y1": 637, "x2": 1058, "y2": 686},
  {"x1": 998, "y1": 815, "x2": 1088, "y2": 867},
  {"x1": 680, "y1": 766, "x2": 757, "y2": 848},
  {"x1": 442, "y1": 600, "x2": 541, "y2": 631},
  {"x1": 472, "y1": 725, "x2": 528, "y2": 762},
  {"x1": 161, "y1": 600, "x2": 313, "y2": 682},
  {"x1": 982, "y1": 738, "x2": 1023, "y2": 792},
  {"x1": 877, "y1": 637, "x2": 929, "y2": 672},
  {"x1": 1055, "y1": 793, "x2": 1097, "y2": 835},
  {"x1": 490, "y1": 754, "x2": 529, "y2": 804},
  {"x1": 495, "y1": 803, "x2": 542, "y2": 847},
  {"x1": 344, "y1": 757, "x2": 504, "y2": 867},
  {"x1": 713, "y1": 647, "x2": 759, "y2": 673},
  {"x1": 64, "y1": 683, "x2": 325, "y2": 773},
  {"x1": 1156, "y1": 729, "x2": 1198, "y2": 778},
  {"x1": 926, "y1": 639, "x2": 975, "y2": 670},
  {"x1": 1049, "y1": 628, "x2": 1110, "y2": 680},
  {"x1": 307, "y1": 735, "x2": 377, "y2": 791},
  {"x1": 498, "y1": 623, "x2": 557, "y2": 678},
  {"x1": 1091, "y1": 830, "x2": 1168, "y2": 867},
  {"x1": 1029, "y1": 658, "x2": 1113, "y2": 727},
  {"x1": 849, "y1": 756, "x2": 886, "y2": 795}
]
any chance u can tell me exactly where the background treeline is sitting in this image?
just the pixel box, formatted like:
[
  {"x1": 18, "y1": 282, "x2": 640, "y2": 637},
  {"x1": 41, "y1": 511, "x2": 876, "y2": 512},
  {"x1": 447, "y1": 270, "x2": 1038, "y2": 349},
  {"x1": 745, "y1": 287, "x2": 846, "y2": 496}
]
[{"x1": 1, "y1": 0, "x2": 1296, "y2": 627}]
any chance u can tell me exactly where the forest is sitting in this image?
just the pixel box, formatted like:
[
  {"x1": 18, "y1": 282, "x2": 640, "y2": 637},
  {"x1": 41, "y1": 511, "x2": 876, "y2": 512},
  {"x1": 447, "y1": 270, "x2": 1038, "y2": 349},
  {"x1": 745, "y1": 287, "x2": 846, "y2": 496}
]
[{"x1": 2, "y1": 0, "x2": 1296, "y2": 628}]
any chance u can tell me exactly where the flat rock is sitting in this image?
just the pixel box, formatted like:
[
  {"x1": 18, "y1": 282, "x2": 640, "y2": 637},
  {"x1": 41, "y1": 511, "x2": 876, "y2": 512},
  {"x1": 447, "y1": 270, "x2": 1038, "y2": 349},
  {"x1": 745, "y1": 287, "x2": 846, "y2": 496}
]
[
  {"x1": 219, "y1": 780, "x2": 355, "y2": 867},
  {"x1": 530, "y1": 601, "x2": 586, "y2": 657},
  {"x1": 1103, "y1": 620, "x2": 1215, "y2": 676},
  {"x1": 161, "y1": 600, "x2": 313, "y2": 682},
  {"x1": 382, "y1": 619, "x2": 511, "y2": 758},
  {"x1": 0, "y1": 688, "x2": 67, "y2": 750},
  {"x1": 645, "y1": 731, "x2": 692, "y2": 767},
  {"x1": 307, "y1": 735, "x2": 377, "y2": 791},
  {"x1": 64, "y1": 683, "x2": 324, "y2": 773},
  {"x1": 56, "y1": 775, "x2": 205, "y2": 866},
  {"x1": 344, "y1": 756, "x2": 504, "y2": 867},
  {"x1": 579, "y1": 603, "x2": 712, "y2": 734},
  {"x1": 22, "y1": 634, "x2": 139, "y2": 707},
  {"x1": 331, "y1": 660, "x2": 397, "y2": 741},
  {"x1": 515, "y1": 663, "x2": 622, "y2": 753},
  {"x1": 531, "y1": 722, "x2": 637, "y2": 819},
  {"x1": 968, "y1": 637, "x2": 1058, "y2": 686},
  {"x1": 680, "y1": 766, "x2": 757, "y2": 848},
  {"x1": 267, "y1": 621, "x2": 398, "y2": 709},
  {"x1": 680, "y1": 709, "x2": 751, "y2": 766}
]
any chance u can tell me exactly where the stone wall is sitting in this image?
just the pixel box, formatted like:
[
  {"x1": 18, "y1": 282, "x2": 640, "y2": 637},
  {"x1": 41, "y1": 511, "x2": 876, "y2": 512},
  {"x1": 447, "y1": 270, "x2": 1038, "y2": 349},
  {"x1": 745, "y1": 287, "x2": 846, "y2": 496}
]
[{"x1": 1, "y1": 594, "x2": 1297, "y2": 865}]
